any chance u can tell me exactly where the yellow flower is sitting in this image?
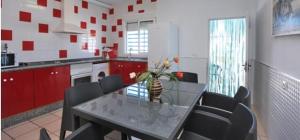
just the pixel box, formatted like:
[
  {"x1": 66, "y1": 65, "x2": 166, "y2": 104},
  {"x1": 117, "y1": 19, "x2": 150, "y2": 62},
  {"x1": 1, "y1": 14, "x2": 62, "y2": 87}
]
[{"x1": 163, "y1": 59, "x2": 170, "y2": 68}]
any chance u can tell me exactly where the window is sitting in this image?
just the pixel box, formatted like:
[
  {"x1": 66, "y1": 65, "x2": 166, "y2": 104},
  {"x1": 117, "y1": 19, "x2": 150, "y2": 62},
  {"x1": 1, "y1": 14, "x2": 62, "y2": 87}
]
[{"x1": 126, "y1": 20, "x2": 154, "y2": 54}]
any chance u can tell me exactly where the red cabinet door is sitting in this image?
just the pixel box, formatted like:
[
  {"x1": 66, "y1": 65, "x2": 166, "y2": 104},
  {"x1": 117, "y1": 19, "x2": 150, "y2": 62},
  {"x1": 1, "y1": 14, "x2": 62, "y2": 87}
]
[
  {"x1": 34, "y1": 67, "x2": 57, "y2": 107},
  {"x1": 54, "y1": 66, "x2": 71, "y2": 101},
  {"x1": 109, "y1": 61, "x2": 120, "y2": 75},
  {"x1": 34, "y1": 65, "x2": 70, "y2": 107},
  {"x1": 1, "y1": 70, "x2": 35, "y2": 118},
  {"x1": 122, "y1": 62, "x2": 133, "y2": 85}
]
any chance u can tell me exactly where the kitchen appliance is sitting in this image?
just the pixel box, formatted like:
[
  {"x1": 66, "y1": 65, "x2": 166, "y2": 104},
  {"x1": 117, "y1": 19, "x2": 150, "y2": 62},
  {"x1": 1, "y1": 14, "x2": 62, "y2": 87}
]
[
  {"x1": 92, "y1": 62, "x2": 109, "y2": 82},
  {"x1": 70, "y1": 63, "x2": 93, "y2": 86},
  {"x1": 148, "y1": 23, "x2": 179, "y2": 72},
  {"x1": 1, "y1": 43, "x2": 16, "y2": 68},
  {"x1": 1, "y1": 53, "x2": 15, "y2": 68}
]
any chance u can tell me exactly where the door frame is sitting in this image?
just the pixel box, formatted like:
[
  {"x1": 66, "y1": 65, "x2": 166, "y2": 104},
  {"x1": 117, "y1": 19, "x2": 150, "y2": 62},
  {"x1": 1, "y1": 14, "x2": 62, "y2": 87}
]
[{"x1": 207, "y1": 16, "x2": 253, "y2": 96}]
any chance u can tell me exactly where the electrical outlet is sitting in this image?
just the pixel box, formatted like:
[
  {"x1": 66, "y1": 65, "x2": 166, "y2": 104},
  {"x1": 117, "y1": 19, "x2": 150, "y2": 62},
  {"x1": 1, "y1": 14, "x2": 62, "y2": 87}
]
[{"x1": 282, "y1": 81, "x2": 288, "y2": 90}]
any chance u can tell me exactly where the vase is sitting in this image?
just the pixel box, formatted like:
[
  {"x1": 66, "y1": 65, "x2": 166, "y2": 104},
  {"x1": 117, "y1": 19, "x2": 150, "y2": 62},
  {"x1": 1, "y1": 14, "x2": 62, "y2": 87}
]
[{"x1": 149, "y1": 78, "x2": 163, "y2": 102}]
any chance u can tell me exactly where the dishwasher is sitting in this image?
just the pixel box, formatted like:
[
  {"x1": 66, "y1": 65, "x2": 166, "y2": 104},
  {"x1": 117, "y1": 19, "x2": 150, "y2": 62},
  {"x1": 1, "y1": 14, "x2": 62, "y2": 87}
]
[{"x1": 92, "y1": 62, "x2": 109, "y2": 82}]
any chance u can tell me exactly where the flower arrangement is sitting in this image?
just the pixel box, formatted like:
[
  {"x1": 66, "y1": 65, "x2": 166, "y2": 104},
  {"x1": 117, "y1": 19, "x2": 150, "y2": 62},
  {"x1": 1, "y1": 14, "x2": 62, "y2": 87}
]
[{"x1": 130, "y1": 57, "x2": 180, "y2": 100}]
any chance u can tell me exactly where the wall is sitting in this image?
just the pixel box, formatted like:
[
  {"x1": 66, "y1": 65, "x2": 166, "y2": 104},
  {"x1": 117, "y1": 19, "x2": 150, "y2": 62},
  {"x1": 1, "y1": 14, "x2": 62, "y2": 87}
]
[
  {"x1": 109, "y1": 0, "x2": 158, "y2": 57},
  {"x1": 254, "y1": 0, "x2": 300, "y2": 139},
  {"x1": 1, "y1": 0, "x2": 111, "y2": 63},
  {"x1": 155, "y1": 0, "x2": 257, "y2": 83}
]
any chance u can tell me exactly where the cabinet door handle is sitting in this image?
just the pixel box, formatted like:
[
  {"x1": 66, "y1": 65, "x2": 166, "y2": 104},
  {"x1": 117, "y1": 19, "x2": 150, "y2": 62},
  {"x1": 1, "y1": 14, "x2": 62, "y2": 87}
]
[
  {"x1": 3, "y1": 79, "x2": 7, "y2": 82},
  {"x1": 51, "y1": 72, "x2": 54, "y2": 75},
  {"x1": 9, "y1": 78, "x2": 14, "y2": 81},
  {"x1": 138, "y1": 65, "x2": 141, "y2": 68},
  {"x1": 55, "y1": 72, "x2": 58, "y2": 74}
]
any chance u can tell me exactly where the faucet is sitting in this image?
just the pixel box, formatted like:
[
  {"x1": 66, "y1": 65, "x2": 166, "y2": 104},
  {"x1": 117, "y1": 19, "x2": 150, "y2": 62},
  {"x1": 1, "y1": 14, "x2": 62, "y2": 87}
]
[{"x1": 128, "y1": 48, "x2": 132, "y2": 59}]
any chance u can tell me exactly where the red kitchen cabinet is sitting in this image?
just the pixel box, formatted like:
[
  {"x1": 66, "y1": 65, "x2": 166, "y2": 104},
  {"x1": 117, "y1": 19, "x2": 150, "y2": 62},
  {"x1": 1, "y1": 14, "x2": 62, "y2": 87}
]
[
  {"x1": 34, "y1": 65, "x2": 70, "y2": 107},
  {"x1": 109, "y1": 61, "x2": 147, "y2": 85},
  {"x1": 1, "y1": 70, "x2": 35, "y2": 118}
]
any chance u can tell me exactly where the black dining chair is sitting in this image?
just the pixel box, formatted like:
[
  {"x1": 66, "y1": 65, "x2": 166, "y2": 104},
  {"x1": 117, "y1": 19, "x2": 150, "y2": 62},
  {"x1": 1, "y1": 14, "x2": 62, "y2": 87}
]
[
  {"x1": 59, "y1": 82, "x2": 111, "y2": 140},
  {"x1": 99, "y1": 75, "x2": 124, "y2": 94},
  {"x1": 172, "y1": 72, "x2": 198, "y2": 83},
  {"x1": 41, "y1": 123, "x2": 105, "y2": 140},
  {"x1": 200, "y1": 86, "x2": 250, "y2": 114},
  {"x1": 182, "y1": 103, "x2": 257, "y2": 140}
]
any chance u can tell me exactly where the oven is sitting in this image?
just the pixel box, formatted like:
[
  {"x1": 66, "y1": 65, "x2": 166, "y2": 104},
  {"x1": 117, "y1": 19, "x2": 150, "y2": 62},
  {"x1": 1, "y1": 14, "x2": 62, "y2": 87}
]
[{"x1": 70, "y1": 63, "x2": 93, "y2": 86}]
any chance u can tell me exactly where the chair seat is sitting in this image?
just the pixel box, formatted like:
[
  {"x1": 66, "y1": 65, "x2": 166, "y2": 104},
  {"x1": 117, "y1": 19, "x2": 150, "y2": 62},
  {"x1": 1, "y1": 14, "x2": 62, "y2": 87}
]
[{"x1": 181, "y1": 131, "x2": 212, "y2": 140}]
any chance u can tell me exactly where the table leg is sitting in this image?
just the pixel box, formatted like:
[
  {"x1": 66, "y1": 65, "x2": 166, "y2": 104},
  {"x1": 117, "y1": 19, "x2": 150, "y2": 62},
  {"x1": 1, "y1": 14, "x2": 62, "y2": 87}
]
[{"x1": 121, "y1": 133, "x2": 128, "y2": 140}]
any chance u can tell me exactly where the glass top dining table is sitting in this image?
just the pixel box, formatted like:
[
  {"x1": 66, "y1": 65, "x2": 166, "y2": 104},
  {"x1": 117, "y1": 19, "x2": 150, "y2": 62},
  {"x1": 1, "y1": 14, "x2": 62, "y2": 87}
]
[{"x1": 72, "y1": 80, "x2": 207, "y2": 140}]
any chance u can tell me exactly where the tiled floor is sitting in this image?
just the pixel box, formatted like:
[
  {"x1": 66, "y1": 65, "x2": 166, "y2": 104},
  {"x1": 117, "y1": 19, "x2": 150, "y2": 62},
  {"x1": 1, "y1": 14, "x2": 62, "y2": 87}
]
[{"x1": 1, "y1": 108, "x2": 268, "y2": 140}]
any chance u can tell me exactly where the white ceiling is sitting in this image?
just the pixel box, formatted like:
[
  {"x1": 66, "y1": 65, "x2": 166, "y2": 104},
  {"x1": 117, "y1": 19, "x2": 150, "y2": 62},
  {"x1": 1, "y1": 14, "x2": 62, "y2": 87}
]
[{"x1": 96, "y1": 0, "x2": 126, "y2": 5}]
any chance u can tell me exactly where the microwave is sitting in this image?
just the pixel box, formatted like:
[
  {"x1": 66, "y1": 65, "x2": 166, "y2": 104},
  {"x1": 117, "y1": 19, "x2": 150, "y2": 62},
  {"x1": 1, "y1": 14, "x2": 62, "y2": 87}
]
[{"x1": 1, "y1": 53, "x2": 15, "y2": 67}]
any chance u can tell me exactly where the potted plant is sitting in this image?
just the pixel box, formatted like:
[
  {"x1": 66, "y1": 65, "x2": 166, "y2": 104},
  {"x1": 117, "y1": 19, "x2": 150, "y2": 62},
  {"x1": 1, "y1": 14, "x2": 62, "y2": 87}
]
[{"x1": 130, "y1": 57, "x2": 181, "y2": 101}]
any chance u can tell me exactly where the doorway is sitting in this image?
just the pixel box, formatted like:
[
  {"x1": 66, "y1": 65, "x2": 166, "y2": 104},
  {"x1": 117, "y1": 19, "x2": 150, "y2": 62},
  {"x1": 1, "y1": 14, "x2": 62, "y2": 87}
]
[{"x1": 208, "y1": 17, "x2": 248, "y2": 97}]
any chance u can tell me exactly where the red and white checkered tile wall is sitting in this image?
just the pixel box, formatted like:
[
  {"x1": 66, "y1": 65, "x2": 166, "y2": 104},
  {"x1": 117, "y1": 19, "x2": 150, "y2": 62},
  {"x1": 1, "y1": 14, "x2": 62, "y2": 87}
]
[
  {"x1": 108, "y1": 0, "x2": 157, "y2": 57},
  {"x1": 1, "y1": 0, "x2": 112, "y2": 62},
  {"x1": 1, "y1": 0, "x2": 157, "y2": 62}
]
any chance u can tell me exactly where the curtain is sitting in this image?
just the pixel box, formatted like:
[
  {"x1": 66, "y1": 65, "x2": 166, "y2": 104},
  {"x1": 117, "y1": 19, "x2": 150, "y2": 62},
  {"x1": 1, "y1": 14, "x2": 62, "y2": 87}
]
[{"x1": 208, "y1": 18, "x2": 246, "y2": 97}]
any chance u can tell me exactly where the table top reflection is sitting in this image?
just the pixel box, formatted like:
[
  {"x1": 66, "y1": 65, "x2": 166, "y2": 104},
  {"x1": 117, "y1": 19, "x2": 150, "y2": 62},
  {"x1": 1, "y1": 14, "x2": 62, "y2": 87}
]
[{"x1": 73, "y1": 81, "x2": 207, "y2": 140}]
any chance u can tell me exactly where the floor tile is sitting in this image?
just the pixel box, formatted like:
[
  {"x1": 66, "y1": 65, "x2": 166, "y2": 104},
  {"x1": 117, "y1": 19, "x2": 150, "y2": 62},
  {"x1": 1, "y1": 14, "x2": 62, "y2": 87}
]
[
  {"x1": 260, "y1": 136, "x2": 268, "y2": 140},
  {"x1": 15, "y1": 128, "x2": 40, "y2": 140},
  {"x1": 3, "y1": 121, "x2": 39, "y2": 138},
  {"x1": 42, "y1": 119, "x2": 62, "y2": 133},
  {"x1": 106, "y1": 130, "x2": 121, "y2": 140},
  {"x1": 53, "y1": 130, "x2": 71, "y2": 138},
  {"x1": 51, "y1": 108, "x2": 63, "y2": 118},
  {"x1": 1, "y1": 132, "x2": 13, "y2": 140},
  {"x1": 49, "y1": 133, "x2": 59, "y2": 140},
  {"x1": 31, "y1": 113, "x2": 60, "y2": 126}
]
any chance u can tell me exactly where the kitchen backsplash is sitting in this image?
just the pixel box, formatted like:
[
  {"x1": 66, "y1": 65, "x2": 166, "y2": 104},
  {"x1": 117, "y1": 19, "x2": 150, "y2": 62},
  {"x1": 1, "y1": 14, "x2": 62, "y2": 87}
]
[
  {"x1": 1, "y1": 0, "x2": 112, "y2": 63},
  {"x1": 1, "y1": 0, "x2": 158, "y2": 63}
]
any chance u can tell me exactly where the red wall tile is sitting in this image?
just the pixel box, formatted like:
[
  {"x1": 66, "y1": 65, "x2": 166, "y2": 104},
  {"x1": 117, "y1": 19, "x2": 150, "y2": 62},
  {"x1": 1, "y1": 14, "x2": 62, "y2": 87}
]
[
  {"x1": 80, "y1": 21, "x2": 87, "y2": 29},
  {"x1": 22, "y1": 41, "x2": 34, "y2": 51},
  {"x1": 94, "y1": 49, "x2": 100, "y2": 56},
  {"x1": 1, "y1": 29, "x2": 12, "y2": 41},
  {"x1": 112, "y1": 25, "x2": 117, "y2": 32},
  {"x1": 70, "y1": 35, "x2": 77, "y2": 43},
  {"x1": 74, "y1": 6, "x2": 78, "y2": 14},
  {"x1": 59, "y1": 50, "x2": 67, "y2": 58},
  {"x1": 101, "y1": 37, "x2": 106, "y2": 44},
  {"x1": 37, "y1": 0, "x2": 47, "y2": 7},
  {"x1": 137, "y1": 0, "x2": 143, "y2": 4},
  {"x1": 138, "y1": 10, "x2": 145, "y2": 13},
  {"x1": 82, "y1": 42, "x2": 88, "y2": 50},
  {"x1": 82, "y1": 0, "x2": 88, "y2": 9},
  {"x1": 118, "y1": 31, "x2": 123, "y2": 38},
  {"x1": 38, "y1": 23, "x2": 48, "y2": 33},
  {"x1": 19, "y1": 11, "x2": 31, "y2": 22},
  {"x1": 53, "y1": 9, "x2": 61, "y2": 18},
  {"x1": 90, "y1": 16, "x2": 96, "y2": 24},
  {"x1": 102, "y1": 25, "x2": 107, "y2": 32},
  {"x1": 117, "y1": 19, "x2": 122, "y2": 25},
  {"x1": 90, "y1": 30, "x2": 96, "y2": 37},
  {"x1": 128, "y1": 5, "x2": 133, "y2": 12},
  {"x1": 102, "y1": 13, "x2": 107, "y2": 20},
  {"x1": 109, "y1": 8, "x2": 114, "y2": 15},
  {"x1": 113, "y1": 43, "x2": 118, "y2": 48}
]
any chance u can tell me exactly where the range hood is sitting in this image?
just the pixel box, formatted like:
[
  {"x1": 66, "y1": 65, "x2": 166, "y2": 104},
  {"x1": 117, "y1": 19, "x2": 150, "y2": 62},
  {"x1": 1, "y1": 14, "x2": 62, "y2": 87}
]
[{"x1": 53, "y1": 0, "x2": 112, "y2": 34}]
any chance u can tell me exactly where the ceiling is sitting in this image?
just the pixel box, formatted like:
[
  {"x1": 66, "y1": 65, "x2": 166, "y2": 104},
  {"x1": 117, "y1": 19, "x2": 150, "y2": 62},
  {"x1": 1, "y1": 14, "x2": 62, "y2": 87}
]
[{"x1": 96, "y1": 0, "x2": 126, "y2": 5}]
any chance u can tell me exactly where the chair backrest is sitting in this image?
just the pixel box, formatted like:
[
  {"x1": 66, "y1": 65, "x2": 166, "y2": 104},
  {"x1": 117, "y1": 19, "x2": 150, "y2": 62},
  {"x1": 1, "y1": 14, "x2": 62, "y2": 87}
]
[
  {"x1": 224, "y1": 104, "x2": 257, "y2": 140},
  {"x1": 233, "y1": 86, "x2": 250, "y2": 107},
  {"x1": 99, "y1": 75, "x2": 124, "y2": 94},
  {"x1": 65, "y1": 123, "x2": 104, "y2": 140},
  {"x1": 172, "y1": 72, "x2": 198, "y2": 83},
  {"x1": 61, "y1": 82, "x2": 103, "y2": 131}
]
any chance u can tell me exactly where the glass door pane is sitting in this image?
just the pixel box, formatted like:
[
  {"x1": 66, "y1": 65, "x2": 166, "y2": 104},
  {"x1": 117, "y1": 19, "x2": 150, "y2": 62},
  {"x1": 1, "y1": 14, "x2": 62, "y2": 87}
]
[{"x1": 208, "y1": 18, "x2": 247, "y2": 97}]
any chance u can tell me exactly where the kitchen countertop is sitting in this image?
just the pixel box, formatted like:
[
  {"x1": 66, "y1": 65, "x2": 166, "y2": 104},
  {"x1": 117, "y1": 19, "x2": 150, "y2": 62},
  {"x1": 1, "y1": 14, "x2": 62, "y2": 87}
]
[{"x1": 1, "y1": 57, "x2": 148, "y2": 72}]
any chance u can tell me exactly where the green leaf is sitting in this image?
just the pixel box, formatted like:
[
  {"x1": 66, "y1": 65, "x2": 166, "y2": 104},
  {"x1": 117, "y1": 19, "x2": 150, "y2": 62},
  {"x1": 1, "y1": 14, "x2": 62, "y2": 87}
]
[{"x1": 137, "y1": 72, "x2": 151, "y2": 82}]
